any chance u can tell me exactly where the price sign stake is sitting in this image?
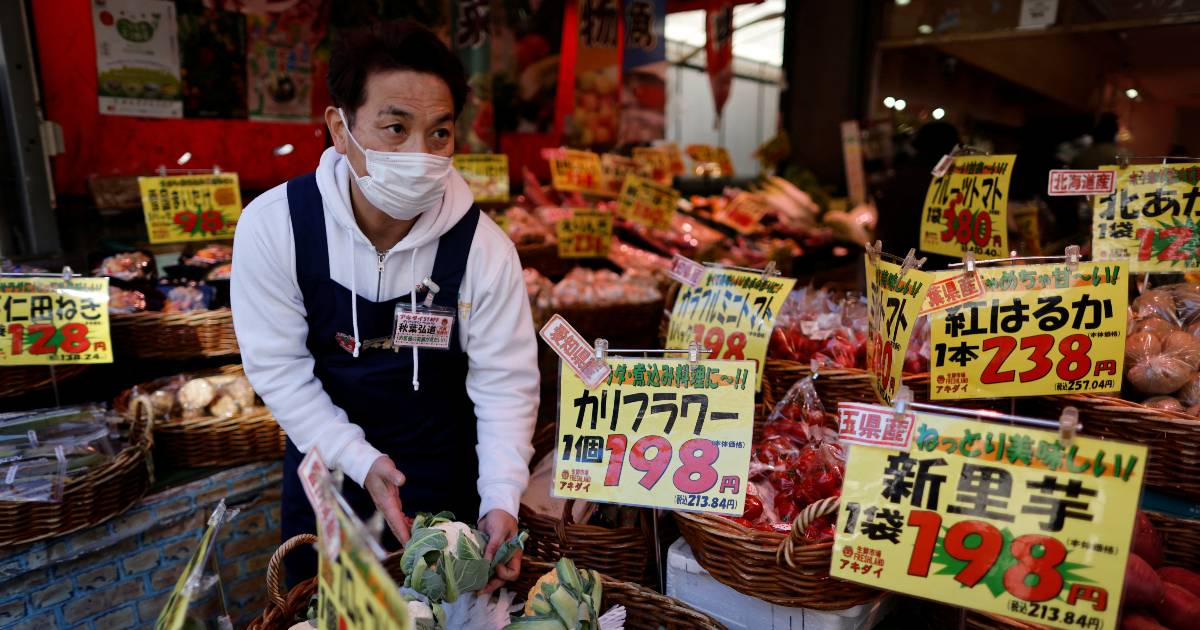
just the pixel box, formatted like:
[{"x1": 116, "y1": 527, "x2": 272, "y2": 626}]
[
  {"x1": 556, "y1": 209, "x2": 613, "y2": 258},
  {"x1": 832, "y1": 403, "x2": 1147, "y2": 630},
  {"x1": 555, "y1": 357, "x2": 755, "y2": 515},
  {"x1": 616, "y1": 174, "x2": 679, "y2": 230},
  {"x1": 919, "y1": 155, "x2": 1015, "y2": 260},
  {"x1": 549, "y1": 149, "x2": 604, "y2": 195}
]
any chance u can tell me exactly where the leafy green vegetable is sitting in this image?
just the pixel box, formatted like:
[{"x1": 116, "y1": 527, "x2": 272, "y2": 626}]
[{"x1": 400, "y1": 512, "x2": 528, "y2": 604}]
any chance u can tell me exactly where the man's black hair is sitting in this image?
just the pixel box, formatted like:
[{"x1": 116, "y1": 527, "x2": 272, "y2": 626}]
[{"x1": 328, "y1": 21, "x2": 468, "y2": 128}]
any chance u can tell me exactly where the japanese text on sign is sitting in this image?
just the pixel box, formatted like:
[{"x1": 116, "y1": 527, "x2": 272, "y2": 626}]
[
  {"x1": 138, "y1": 174, "x2": 242, "y2": 244},
  {"x1": 667, "y1": 254, "x2": 706, "y2": 287},
  {"x1": 617, "y1": 174, "x2": 679, "y2": 230},
  {"x1": 714, "y1": 192, "x2": 769, "y2": 234},
  {"x1": 832, "y1": 407, "x2": 1146, "y2": 630},
  {"x1": 1092, "y1": 163, "x2": 1200, "y2": 273},
  {"x1": 453, "y1": 154, "x2": 509, "y2": 203},
  {"x1": 632, "y1": 147, "x2": 674, "y2": 185},
  {"x1": 920, "y1": 156, "x2": 1014, "y2": 260},
  {"x1": 920, "y1": 271, "x2": 986, "y2": 316},
  {"x1": 866, "y1": 257, "x2": 933, "y2": 405},
  {"x1": 666, "y1": 268, "x2": 797, "y2": 390},
  {"x1": 555, "y1": 358, "x2": 755, "y2": 515},
  {"x1": 685, "y1": 144, "x2": 734, "y2": 176},
  {"x1": 540, "y1": 314, "x2": 611, "y2": 389},
  {"x1": 929, "y1": 263, "x2": 1128, "y2": 400},
  {"x1": 0, "y1": 276, "x2": 112, "y2": 366},
  {"x1": 838, "y1": 403, "x2": 915, "y2": 450},
  {"x1": 600, "y1": 154, "x2": 638, "y2": 198},
  {"x1": 1048, "y1": 170, "x2": 1115, "y2": 197},
  {"x1": 557, "y1": 209, "x2": 613, "y2": 258},
  {"x1": 549, "y1": 149, "x2": 605, "y2": 194}
]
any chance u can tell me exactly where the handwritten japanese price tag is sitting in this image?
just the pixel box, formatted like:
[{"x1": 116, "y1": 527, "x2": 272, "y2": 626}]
[
  {"x1": 549, "y1": 149, "x2": 604, "y2": 195},
  {"x1": 156, "y1": 502, "x2": 229, "y2": 630},
  {"x1": 686, "y1": 144, "x2": 734, "y2": 175},
  {"x1": 313, "y1": 467, "x2": 412, "y2": 630},
  {"x1": 298, "y1": 449, "x2": 340, "y2": 561},
  {"x1": 865, "y1": 257, "x2": 933, "y2": 405},
  {"x1": 832, "y1": 405, "x2": 1146, "y2": 630},
  {"x1": 713, "y1": 192, "x2": 769, "y2": 234},
  {"x1": 557, "y1": 209, "x2": 613, "y2": 258},
  {"x1": 138, "y1": 173, "x2": 242, "y2": 244},
  {"x1": 662, "y1": 142, "x2": 687, "y2": 175},
  {"x1": 617, "y1": 174, "x2": 679, "y2": 230},
  {"x1": 632, "y1": 147, "x2": 674, "y2": 185},
  {"x1": 665, "y1": 268, "x2": 797, "y2": 390},
  {"x1": 929, "y1": 262, "x2": 1128, "y2": 400},
  {"x1": 1048, "y1": 170, "x2": 1115, "y2": 196},
  {"x1": 555, "y1": 358, "x2": 755, "y2": 514},
  {"x1": 600, "y1": 153, "x2": 638, "y2": 198},
  {"x1": 919, "y1": 155, "x2": 1015, "y2": 260},
  {"x1": 1092, "y1": 163, "x2": 1200, "y2": 273},
  {"x1": 0, "y1": 276, "x2": 112, "y2": 365},
  {"x1": 453, "y1": 154, "x2": 509, "y2": 203},
  {"x1": 920, "y1": 271, "x2": 986, "y2": 316}
]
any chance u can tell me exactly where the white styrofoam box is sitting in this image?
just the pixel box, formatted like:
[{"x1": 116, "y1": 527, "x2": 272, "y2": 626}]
[{"x1": 666, "y1": 537, "x2": 892, "y2": 630}]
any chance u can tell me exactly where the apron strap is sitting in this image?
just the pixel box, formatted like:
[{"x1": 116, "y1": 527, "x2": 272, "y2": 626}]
[
  {"x1": 428, "y1": 204, "x2": 481, "y2": 309},
  {"x1": 286, "y1": 173, "x2": 329, "y2": 307}
]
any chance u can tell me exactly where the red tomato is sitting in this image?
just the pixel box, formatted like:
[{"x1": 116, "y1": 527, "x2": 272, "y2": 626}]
[{"x1": 742, "y1": 495, "x2": 764, "y2": 521}]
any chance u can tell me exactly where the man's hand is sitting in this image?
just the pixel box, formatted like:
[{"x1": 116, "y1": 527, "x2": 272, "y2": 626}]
[
  {"x1": 364, "y1": 456, "x2": 410, "y2": 544},
  {"x1": 479, "y1": 509, "x2": 521, "y2": 595}
]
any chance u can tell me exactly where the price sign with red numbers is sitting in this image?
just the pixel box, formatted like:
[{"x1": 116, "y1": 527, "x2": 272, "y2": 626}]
[
  {"x1": 920, "y1": 155, "x2": 1014, "y2": 260},
  {"x1": 600, "y1": 153, "x2": 639, "y2": 198},
  {"x1": 549, "y1": 149, "x2": 605, "y2": 195},
  {"x1": 616, "y1": 174, "x2": 679, "y2": 230},
  {"x1": 1092, "y1": 163, "x2": 1200, "y2": 273},
  {"x1": 929, "y1": 262, "x2": 1128, "y2": 400},
  {"x1": 713, "y1": 192, "x2": 770, "y2": 234},
  {"x1": 555, "y1": 358, "x2": 755, "y2": 515},
  {"x1": 865, "y1": 256, "x2": 933, "y2": 405},
  {"x1": 665, "y1": 268, "x2": 797, "y2": 390},
  {"x1": 138, "y1": 174, "x2": 242, "y2": 244},
  {"x1": 556, "y1": 209, "x2": 613, "y2": 258},
  {"x1": 833, "y1": 404, "x2": 1146, "y2": 630},
  {"x1": 632, "y1": 147, "x2": 674, "y2": 185},
  {"x1": 0, "y1": 276, "x2": 112, "y2": 365},
  {"x1": 685, "y1": 144, "x2": 734, "y2": 176}
]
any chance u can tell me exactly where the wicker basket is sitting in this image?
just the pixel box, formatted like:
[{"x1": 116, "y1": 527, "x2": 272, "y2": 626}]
[
  {"x1": 518, "y1": 242, "x2": 575, "y2": 279},
  {"x1": 519, "y1": 423, "x2": 657, "y2": 586},
  {"x1": 1035, "y1": 394, "x2": 1200, "y2": 499},
  {"x1": 0, "y1": 365, "x2": 87, "y2": 399},
  {"x1": 114, "y1": 364, "x2": 284, "y2": 468},
  {"x1": 763, "y1": 360, "x2": 942, "y2": 406},
  {"x1": 248, "y1": 536, "x2": 721, "y2": 630},
  {"x1": 674, "y1": 495, "x2": 879, "y2": 610},
  {"x1": 0, "y1": 398, "x2": 153, "y2": 547},
  {"x1": 1147, "y1": 510, "x2": 1200, "y2": 569},
  {"x1": 110, "y1": 308, "x2": 239, "y2": 359},
  {"x1": 964, "y1": 611, "x2": 1043, "y2": 629}
]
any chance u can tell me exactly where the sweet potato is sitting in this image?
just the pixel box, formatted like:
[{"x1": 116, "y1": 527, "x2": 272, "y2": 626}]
[
  {"x1": 1133, "y1": 511, "x2": 1164, "y2": 568},
  {"x1": 1160, "y1": 566, "x2": 1200, "y2": 598},
  {"x1": 1125, "y1": 553, "x2": 1165, "y2": 608},
  {"x1": 1122, "y1": 612, "x2": 1168, "y2": 630},
  {"x1": 1159, "y1": 583, "x2": 1200, "y2": 630}
]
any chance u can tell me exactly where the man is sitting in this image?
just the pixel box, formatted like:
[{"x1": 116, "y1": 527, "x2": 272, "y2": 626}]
[{"x1": 231, "y1": 21, "x2": 538, "y2": 590}]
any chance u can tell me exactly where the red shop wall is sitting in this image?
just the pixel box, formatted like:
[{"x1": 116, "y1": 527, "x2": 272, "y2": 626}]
[{"x1": 32, "y1": 0, "x2": 329, "y2": 197}]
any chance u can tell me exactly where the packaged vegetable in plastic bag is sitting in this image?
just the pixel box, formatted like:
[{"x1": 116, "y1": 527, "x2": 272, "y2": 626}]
[{"x1": 0, "y1": 446, "x2": 67, "y2": 502}]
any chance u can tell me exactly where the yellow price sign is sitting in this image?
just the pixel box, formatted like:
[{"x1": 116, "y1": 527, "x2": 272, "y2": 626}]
[
  {"x1": 919, "y1": 155, "x2": 1014, "y2": 259},
  {"x1": 714, "y1": 192, "x2": 769, "y2": 234},
  {"x1": 662, "y1": 143, "x2": 687, "y2": 175},
  {"x1": 453, "y1": 154, "x2": 509, "y2": 203},
  {"x1": 666, "y1": 268, "x2": 797, "y2": 390},
  {"x1": 556, "y1": 209, "x2": 613, "y2": 258},
  {"x1": 0, "y1": 276, "x2": 112, "y2": 365},
  {"x1": 632, "y1": 147, "x2": 674, "y2": 185},
  {"x1": 686, "y1": 144, "x2": 734, "y2": 175},
  {"x1": 555, "y1": 358, "x2": 755, "y2": 514},
  {"x1": 865, "y1": 256, "x2": 933, "y2": 404},
  {"x1": 600, "y1": 153, "x2": 638, "y2": 198},
  {"x1": 1092, "y1": 163, "x2": 1200, "y2": 272},
  {"x1": 548, "y1": 149, "x2": 604, "y2": 194},
  {"x1": 138, "y1": 173, "x2": 242, "y2": 244},
  {"x1": 929, "y1": 262, "x2": 1127, "y2": 400},
  {"x1": 156, "y1": 502, "x2": 229, "y2": 630},
  {"x1": 1011, "y1": 202, "x2": 1043, "y2": 256},
  {"x1": 616, "y1": 174, "x2": 679, "y2": 230},
  {"x1": 832, "y1": 404, "x2": 1146, "y2": 630}
]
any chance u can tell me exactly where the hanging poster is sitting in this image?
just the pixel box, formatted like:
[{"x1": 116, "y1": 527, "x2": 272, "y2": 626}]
[
  {"x1": 619, "y1": 0, "x2": 667, "y2": 145},
  {"x1": 567, "y1": 0, "x2": 622, "y2": 151},
  {"x1": 454, "y1": 0, "x2": 495, "y2": 152},
  {"x1": 92, "y1": 0, "x2": 183, "y2": 118},
  {"x1": 178, "y1": 2, "x2": 247, "y2": 119},
  {"x1": 919, "y1": 155, "x2": 1016, "y2": 260},
  {"x1": 246, "y1": 2, "x2": 321, "y2": 122},
  {"x1": 865, "y1": 256, "x2": 933, "y2": 405},
  {"x1": 1092, "y1": 163, "x2": 1200, "y2": 273},
  {"x1": 704, "y1": 1, "x2": 734, "y2": 123}
]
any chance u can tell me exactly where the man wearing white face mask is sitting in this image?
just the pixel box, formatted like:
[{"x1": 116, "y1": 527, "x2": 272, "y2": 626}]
[{"x1": 230, "y1": 21, "x2": 538, "y2": 591}]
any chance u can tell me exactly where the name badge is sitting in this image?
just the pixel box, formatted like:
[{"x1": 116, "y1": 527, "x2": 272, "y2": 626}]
[{"x1": 392, "y1": 304, "x2": 455, "y2": 350}]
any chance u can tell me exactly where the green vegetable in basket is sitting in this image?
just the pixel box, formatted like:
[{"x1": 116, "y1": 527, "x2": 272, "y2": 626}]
[
  {"x1": 403, "y1": 593, "x2": 446, "y2": 630},
  {"x1": 400, "y1": 511, "x2": 528, "y2": 604},
  {"x1": 506, "y1": 558, "x2": 602, "y2": 629}
]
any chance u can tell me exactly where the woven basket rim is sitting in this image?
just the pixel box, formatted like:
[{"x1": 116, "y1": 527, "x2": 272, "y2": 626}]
[
  {"x1": 110, "y1": 307, "x2": 233, "y2": 324},
  {"x1": 1055, "y1": 392, "x2": 1200, "y2": 427}
]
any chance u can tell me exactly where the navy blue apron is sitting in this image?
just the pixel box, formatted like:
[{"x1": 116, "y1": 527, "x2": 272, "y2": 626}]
[{"x1": 280, "y1": 173, "x2": 481, "y2": 585}]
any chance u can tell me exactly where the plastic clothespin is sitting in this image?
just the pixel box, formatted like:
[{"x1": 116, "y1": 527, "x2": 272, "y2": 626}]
[
  {"x1": 810, "y1": 358, "x2": 821, "y2": 380},
  {"x1": 761, "y1": 260, "x2": 778, "y2": 279},
  {"x1": 61, "y1": 266, "x2": 73, "y2": 281},
  {"x1": 899, "y1": 248, "x2": 926, "y2": 279},
  {"x1": 865, "y1": 240, "x2": 882, "y2": 263},
  {"x1": 1118, "y1": 153, "x2": 1130, "y2": 169},
  {"x1": 421, "y1": 276, "x2": 440, "y2": 307},
  {"x1": 892, "y1": 385, "x2": 914, "y2": 416},
  {"x1": 1064, "y1": 244, "x2": 1081, "y2": 272},
  {"x1": 594, "y1": 338, "x2": 609, "y2": 361},
  {"x1": 212, "y1": 164, "x2": 222, "y2": 175},
  {"x1": 963, "y1": 250, "x2": 976, "y2": 275},
  {"x1": 1058, "y1": 406, "x2": 1080, "y2": 446},
  {"x1": 687, "y1": 340, "x2": 702, "y2": 364}
]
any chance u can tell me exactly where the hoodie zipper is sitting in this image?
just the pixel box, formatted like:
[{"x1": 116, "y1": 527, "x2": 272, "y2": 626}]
[{"x1": 375, "y1": 251, "x2": 387, "y2": 301}]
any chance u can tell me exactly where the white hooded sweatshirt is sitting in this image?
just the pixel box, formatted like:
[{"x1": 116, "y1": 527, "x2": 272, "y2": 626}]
[{"x1": 231, "y1": 147, "x2": 539, "y2": 520}]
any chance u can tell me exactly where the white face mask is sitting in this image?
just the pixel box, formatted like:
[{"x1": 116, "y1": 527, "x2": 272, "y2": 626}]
[{"x1": 338, "y1": 108, "x2": 451, "y2": 221}]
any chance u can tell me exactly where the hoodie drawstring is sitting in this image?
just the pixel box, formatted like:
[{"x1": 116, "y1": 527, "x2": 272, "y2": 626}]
[
  {"x1": 410, "y1": 248, "x2": 420, "y2": 391},
  {"x1": 347, "y1": 227, "x2": 361, "y2": 357}
]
